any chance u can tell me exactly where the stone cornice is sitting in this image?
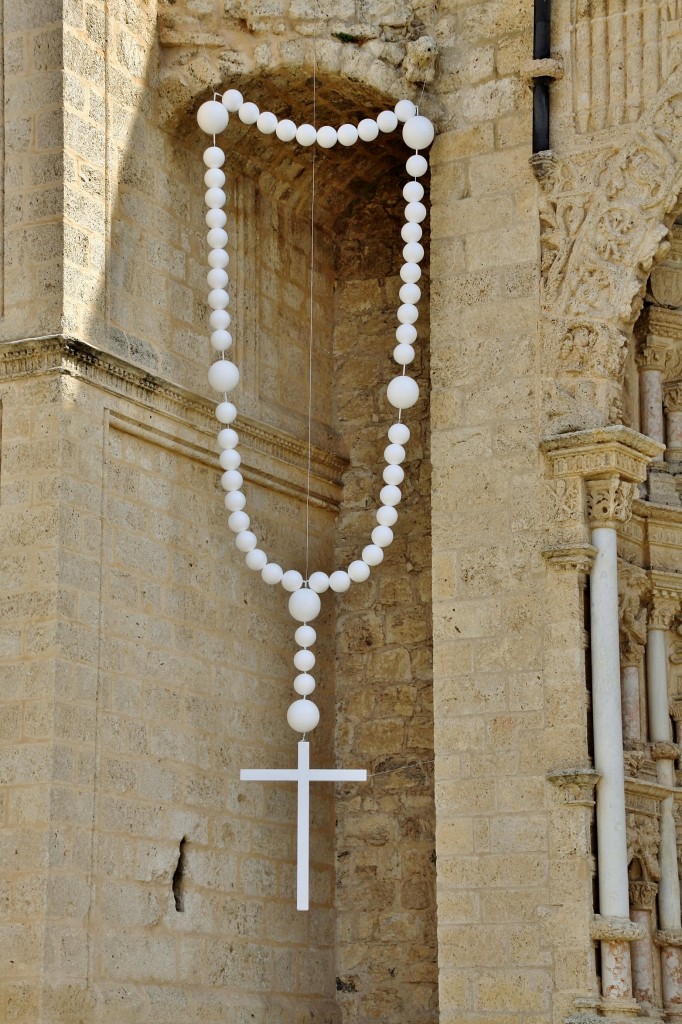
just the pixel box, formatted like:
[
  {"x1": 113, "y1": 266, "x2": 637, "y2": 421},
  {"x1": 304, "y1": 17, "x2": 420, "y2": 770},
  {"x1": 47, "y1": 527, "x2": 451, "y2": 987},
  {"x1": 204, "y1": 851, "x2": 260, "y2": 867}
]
[
  {"x1": 0, "y1": 335, "x2": 348, "y2": 511},
  {"x1": 541, "y1": 427, "x2": 664, "y2": 483}
]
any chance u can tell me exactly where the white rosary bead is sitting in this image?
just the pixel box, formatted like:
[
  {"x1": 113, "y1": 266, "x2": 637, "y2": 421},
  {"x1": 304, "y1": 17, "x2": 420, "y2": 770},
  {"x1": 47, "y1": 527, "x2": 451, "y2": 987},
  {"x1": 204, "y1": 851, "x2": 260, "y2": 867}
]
[
  {"x1": 205, "y1": 187, "x2": 227, "y2": 209},
  {"x1": 406, "y1": 154, "x2": 428, "y2": 177},
  {"x1": 287, "y1": 699, "x2": 319, "y2": 733},
  {"x1": 401, "y1": 222, "x2": 422, "y2": 244},
  {"x1": 207, "y1": 268, "x2": 229, "y2": 290},
  {"x1": 385, "y1": 443, "x2": 406, "y2": 464},
  {"x1": 348, "y1": 560, "x2": 370, "y2": 583},
  {"x1": 239, "y1": 102, "x2": 259, "y2": 124},
  {"x1": 210, "y1": 309, "x2": 230, "y2": 330},
  {"x1": 219, "y1": 448, "x2": 241, "y2": 470},
  {"x1": 296, "y1": 123, "x2": 317, "y2": 146},
  {"x1": 282, "y1": 569, "x2": 304, "y2": 592},
  {"x1": 393, "y1": 343, "x2": 415, "y2": 366},
  {"x1": 377, "y1": 504, "x2": 398, "y2": 526},
  {"x1": 276, "y1": 119, "x2": 297, "y2": 142},
  {"x1": 372, "y1": 525, "x2": 394, "y2": 547},
  {"x1": 358, "y1": 118, "x2": 379, "y2": 141},
  {"x1": 397, "y1": 303, "x2": 418, "y2": 325},
  {"x1": 383, "y1": 464, "x2": 404, "y2": 486},
  {"x1": 222, "y1": 469, "x2": 243, "y2": 491},
  {"x1": 289, "y1": 588, "x2": 321, "y2": 622},
  {"x1": 403, "y1": 180, "x2": 424, "y2": 203},
  {"x1": 208, "y1": 359, "x2": 239, "y2": 392},
  {"x1": 208, "y1": 248, "x2": 229, "y2": 269},
  {"x1": 387, "y1": 375, "x2": 419, "y2": 409},
  {"x1": 262, "y1": 563, "x2": 284, "y2": 585},
  {"x1": 399, "y1": 282, "x2": 421, "y2": 304},
  {"x1": 329, "y1": 570, "x2": 351, "y2": 593},
  {"x1": 294, "y1": 649, "x2": 315, "y2": 672},
  {"x1": 403, "y1": 241, "x2": 424, "y2": 263},
  {"x1": 308, "y1": 571, "x2": 330, "y2": 593},
  {"x1": 211, "y1": 330, "x2": 232, "y2": 353},
  {"x1": 217, "y1": 425, "x2": 238, "y2": 447},
  {"x1": 362, "y1": 544, "x2": 384, "y2": 566},
  {"x1": 225, "y1": 490, "x2": 246, "y2": 511},
  {"x1": 317, "y1": 126, "x2": 337, "y2": 148},
  {"x1": 295, "y1": 624, "x2": 316, "y2": 647},
  {"x1": 388, "y1": 422, "x2": 410, "y2": 445},
  {"x1": 395, "y1": 99, "x2": 417, "y2": 122},
  {"x1": 405, "y1": 201, "x2": 427, "y2": 223},
  {"x1": 235, "y1": 530, "x2": 257, "y2": 552},
  {"x1": 197, "y1": 100, "x2": 229, "y2": 135},
  {"x1": 222, "y1": 89, "x2": 243, "y2": 112},
  {"x1": 403, "y1": 114, "x2": 435, "y2": 150},
  {"x1": 204, "y1": 167, "x2": 225, "y2": 189},
  {"x1": 400, "y1": 262, "x2": 421, "y2": 284},
  {"x1": 206, "y1": 209, "x2": 226, "y2": 229},
  {"x1": 246, "y1": 549, "x2": 268, "y2": 571},
  {"x1": 207, "y1": 227, "x2": 228, "y2": 249},
  {"x1": 377, "y1": 110, "x2": 398, "y2": 133},
  {"x1": 203, "y1": 146, "x2": 225, "y2": 168},
  {"x1": 337, "y1": 124, "x2": 358, "y2": 146},
  {"x1": 380, "y1": 484, "x2": 402, "y2": 506},
  {"x1": 294, "y1": 673, "x2": 316, "y2": 696},
  {"x1": 396, "y1": 323, "x2": 417, "y2": 345},
  {"x1": 216, "y1": 406, "x2": 238, "y2": 428},
  {"x1": 257, "y1": 111, "x2": 277, "y2": 134},
  {"x1": 208, "y1": 288, "x2": 229, "y2": 310},
  {"x1": 228, "y1": 510, "x2": 250, "y2": 532}
]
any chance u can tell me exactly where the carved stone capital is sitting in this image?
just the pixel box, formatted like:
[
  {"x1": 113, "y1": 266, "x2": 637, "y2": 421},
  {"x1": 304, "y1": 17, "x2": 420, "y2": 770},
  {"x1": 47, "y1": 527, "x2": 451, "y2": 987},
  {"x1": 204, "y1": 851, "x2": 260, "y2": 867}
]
[
  {"x1": 654, "y1": 929, "x2": 682, "y2": 948},
  {"x1": 649, "y1": 589, "x2": 681, "y2": 630},
  {"x1": 670, "y1": 700, "x2": 682, "y2": 724},
  {"x1": 547, "y1": 767, "x2": 601, "y2": 806},
  {"x1": 664, "y1": 384, "x2": 682, "y2": 415},
  {"x1": 629, "y1": 880, "x2": 659, "y2": 911},
  {"x1": 650, "y1": 741, "x2": 680, "y2": 762},
  {"x1": 591, "y1": 915, "x2": 646, "y2": 942},
  {"x1": 586, "y1": 477, "x2": 638, "y2": 528},
  {"x1": 637, "y1": 334, "x2": 671, "y2": 373},
  {"x1": 543, "y1": 544, "x2": 597, "y2": 573},
  {"x1": 541, "y1": 426, "x2": 663, "y2": 484}
]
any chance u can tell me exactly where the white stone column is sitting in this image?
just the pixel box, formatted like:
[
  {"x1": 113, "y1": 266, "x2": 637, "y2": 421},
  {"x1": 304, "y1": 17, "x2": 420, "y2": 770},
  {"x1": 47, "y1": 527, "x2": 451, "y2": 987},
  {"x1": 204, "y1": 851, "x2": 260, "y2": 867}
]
[
  {"x1": 664, "y1": 385, "x2": 682, "y2": 462},
  {"x1": 587, "y1": 476, "x2": 640, "y2": 1008},
  {"x1": 638, "y1": 336, "x2": 669, "y2": 458},
  {"x1": 629, "y1": 880, "x2": 659, "y2": 1008}
]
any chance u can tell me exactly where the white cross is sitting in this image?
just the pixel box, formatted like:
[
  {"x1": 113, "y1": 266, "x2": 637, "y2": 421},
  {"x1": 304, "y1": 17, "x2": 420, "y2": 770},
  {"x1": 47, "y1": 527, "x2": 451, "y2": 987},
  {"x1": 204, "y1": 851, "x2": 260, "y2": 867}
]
[{"x1": 240, "y1": 740, "x2": 367, "y2": 911}]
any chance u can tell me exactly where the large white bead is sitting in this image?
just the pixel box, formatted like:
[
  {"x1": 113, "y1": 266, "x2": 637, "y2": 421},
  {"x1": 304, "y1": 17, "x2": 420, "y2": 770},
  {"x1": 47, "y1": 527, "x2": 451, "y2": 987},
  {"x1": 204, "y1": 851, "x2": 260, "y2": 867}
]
[
  {"x1": 257, "y1": 111, "x2": 277, "y2": 134},
  {"x1": 204, "y1": 167, "x2": 226, "y2": 189},
  {"x1": 208, "y1": 248, "x2": 229, "y2": 269},
  {"x1": 395, "y1": 99, "x2": 418, "y2": 122},
  {"x1": 197, "y1": 100, "x2": 229, "y2": 135},
  {"x1": 403, "y1": 241, "x2": 424, "y2": 263},
  {"x1": 393, "y1": 343, "x2": 415, "y2": 365},
  {"x1": 287, "y1": 698, "x2": 319, "y2": 733},
  {"x1": 387, "y1": 375, "x2": 419, "y2": 409},
  {"x1": 208, "y1": 288, "x2": 229, "y2": 310},
  {"x1": 383, "y1": 464, "x2": 404, "y2": 485},
  {"x1": 405, "y1": 201, "x2": 427, "y2": 223},
  {"x1": 206, "y1": 208, "x2": 226, "y2": 229},
  {"x1": 294, "y1": 649, "x2": 315, "y2": 672},
  {"x1": 203, "y1": 146, "x2": 225, "y2": 167},
  {"x1": 205, "y1": 187, "x2": 226, "y2": 209},
  {"x1": 294, "y1": 673, "x2": 316, "y2": 696},
  {"x1": 207, "y1": 227, "x2": 228, "y2": 248},
  {"x1": 317, "y1": 126, "x2": 337, "y2": 148},
  {"x1": 225, "y1": 490, "x2": 246, "y2": 511},
  {"x1": 329, "y1": 570, "x2": 351, "y2": 593},
  {"x1": 337, "y1": 123, "x2": 358, "y2": 146},
  {"x1": 362, "y1": 544, "x2": 384, "y2": 566},
  {"x1": 228, "y1": 510, "x2": 249, "y2": 532},
  {"x1": 377, "y1": 110, "x2": 398, "y2": 133},
  {"x1": 210, "y1": 309, "x2": 230, "y2": 330},
  {"x1": 372, "y1": 525, "x2": 394, "y2": 547},
  {"x1": 403, "y1": 114, "x2": 435, "y2": 150},
  {"x1": 296, "y1": 123, "x2": 317, "y2": 146},
  {"x1": 358, "y1": 118, "x2": 379, "y2": 141},
  {"x1": 276, "y1": 119, "x2": 297, "y2": 141},
  {"x1": 295, "y1": 624, "x2": 316, "y2": 647},
  {"x1": 282, "y1": 569, "x2": 303, "y2": 592},
  {"x1": 222, "y1": 89, "x2": 243, "y2": 112},
  {"x1": 403, "y1": 180, "x2": 424, "y2": 203},
  {"x1": 397, "y1": 303, "x2": 418, "y2": 324},
  {"x1": 262, "y1": 562, "x2": 284, "y2": 585},
  {"x1": 235, "y1": 530, "x2": 257, "y2": 552},
  {"x1": 388, "y1": 422, "x2": 410, "y2": 445},
  {"x1": 239, "y1": 102, "x2": 259, "y2": 124},
  {"x1": 401, "y1": 222, "x2": 422, "y2": 243},
  {"x1": 348, "y1": 559, "x2": 370, "y2": 582},
  {"x1": 222, "y1": 469, "x2": 243, "y2": 491},
  {"x1": 246, "y1": 548, "x2": 267, "y2": 570},
  {"x1": 211, "y1": 329, "x2": 232, "y2": 352},
  {"x1": 207, "y1": 268, "x2": 229, "y2": 290},
  {"x1": 399, "y1": 282, "x2": 421, "y2": 304},
  {"x1": 401, "y1": 262, "x2": 421, "y2": 284},
  {"x1": 308, "y1": 571, "x2": 330, "y2": 593},
  {"x1": 385, "y1": 443, "x2": 406, "y2": 464},
  {"x1": 208, "y1": 359, "x2": 239, "y2": 392},
  {"x1": 377, "y1": 504, "x2": 398, "y2": 526},
  {"x1": 289, "y1": 588, "x2": 321, "y2": 623},
  {"x1": 218, "y1": 426, "x2": 238, "y2": 448},
  {"x1": 380, "y1": 484, "x2": 402, "y2": 506},
  {"x1": 396, "y1": 323, "x2": 417, "y2": 344},
  {"x1": 220, "y1": 448, "x2": 241, "y2": 470},
  {"x1": 406, "y1": 154, "x2": 428, "y2": 177}
]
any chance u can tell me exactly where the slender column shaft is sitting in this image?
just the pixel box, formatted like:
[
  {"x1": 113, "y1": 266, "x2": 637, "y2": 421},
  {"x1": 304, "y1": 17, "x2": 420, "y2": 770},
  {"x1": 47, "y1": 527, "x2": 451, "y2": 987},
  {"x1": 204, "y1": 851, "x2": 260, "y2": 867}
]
[
  {"x1": 647, "y1": 629, "x2": 671, "y2": 745},
  {"x1": 621, "y1": 664, "x2": 641, "y2": 745},
  {"x1": 639, "y1": 368, "x2": 665, "y2": 454},
  {"x1": 630, "y1": 906, "x2": 655, "y2": 1005}
]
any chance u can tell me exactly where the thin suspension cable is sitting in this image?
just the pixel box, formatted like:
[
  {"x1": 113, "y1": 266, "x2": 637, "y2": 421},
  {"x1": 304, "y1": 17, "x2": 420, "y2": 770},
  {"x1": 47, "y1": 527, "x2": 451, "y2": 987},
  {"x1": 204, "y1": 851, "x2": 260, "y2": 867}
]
[{"x1": 304, "y1": 6, "x2": 318, "y2": 581}]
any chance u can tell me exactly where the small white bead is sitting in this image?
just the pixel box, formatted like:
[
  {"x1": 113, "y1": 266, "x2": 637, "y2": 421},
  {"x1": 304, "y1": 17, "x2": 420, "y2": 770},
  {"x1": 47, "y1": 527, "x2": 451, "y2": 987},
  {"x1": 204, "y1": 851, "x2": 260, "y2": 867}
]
[
  {"x1": 388, "y1": 423, "x2": 410, "y2": 445},
  {"x1": 380, "y1": 484, "x2": 402, "y2": 506},
  {"x1": 397, "y1": 303, "x2": 418, "y2": 325},
  {"x1": 205, "y1": 187, "x2": 226, "y2": 209},
  {"x1": 207, "y1": 227, "x2": 228, "y2": 248},
  {"x1": 399, "y1": 282, "x2": 421, "y2": 304},
  {"x1": 337, "y1": 124, "x2": 358, "y2": 146},
  {"x1": 396, "y1": 323, "x2": 417, "y2": 344},
  {"x1": 387, "y1": 375, "x2": 419, "y2": 409},
  {"x1": 222, "y1": 469, "x2": 243, "y2": 491},
  {"x1": 403, "y1": 114, "x2": 435, "y2": 150},
  {"x1": 235, "y1": 530, "x2": 257, "y2": 552},
  {"x1": 206, "y1": 208, "x2": 226, "y2": 229},
  {"x1": 257, "y1": 111, "x2": 278, "y2": 134},
  {"x1": 207, "y1": 268, "x2": 228, "y2": 290},
  {"x1": 204, "y1": 167, "x2": 225, "y2": 188},
  {"x1": 210, "y1": 309, "x2": 230, "y2": 330},
  {"x1": 225, "y1": 490, "x2": 246, "y2": 511},
  {"x1": 403, "y1": 180, "x2": 424, "y2": 203},
  {"x1": 262, "y1": 563, "x2": 284, "y2": 585},
  {"x1": 348, "y1": 559, "x2": 370, "y2": 582},
  {"x1": 210, "y1": 329, "x2": 232, "y2": 352},
  {"x1": 216, "y1": 407, "x2": 238, "y2": 430},
  {"x1": 296, "y1": 123, "x2": 317, "y2": 146},
  {"x1": 317, "y1": 126, "x2": 337, "y2": 148},
  {"x1": 222, "y1": 89, "x2": 243, "y2": 112},
  {"x1": 289, "y1": 588, "x2": 321, "y2": 623},
  {"x1": 203, "y1": 146, "x2": 225, "y2": 168},
  {"x1": 219, "y1": 448, "x2": 241, "y2": 470},
  {"x1": 362, "y1": 544, "x2": 384, "y2": 566},
  {"x1": 385, "y1": 443, "x2": 406, "y2": 464},
  {"x1": 401, "y1": 262, "x2": 422, "y2": 284},
  {"x1": 308, "y1": 571, "x2": 330, "y2": 593},
  {"x1": 329, "y1": 570, "x2": 351, "y2": 593},
  {"x1": 246, "y1": 548, "x2": 267, "y2": 571},
  {"x1": 405, "y1": 201, "x2": 427, "y2": 223},
  {"x1": 401, "y1": 222, "x2": 422, "y2": 243},
  {"x1": 208, "y1": 248, "x2": 229, "y2": 269},
  {"x1": 287, "y1": 698, "x2": 319, "y2": 734},
  {"x1": 395, "y1": 99, "x2": 418, "y2": 122},
  {"x1": 239, "y1": 102, "x2": 259, "y2": 124},
  {"x1": 294, "y1": 672, "x2": 316, "y2": 696},
  {"x1": 394, "y1": 343, "x2": 415, "y2": 365},
  {"x1": 358, "y1": 118, "x2": 379, "y2": 142},
  {"x1": 295, "y1": 624, "x2": 316, "y2": 647},
  {"x1": 282, "y1": 569, "x2": 304, "y2": 592},
  {"x1": 197, "y1": 100, "x2": 229, "y2": 135},
  {"x1": 217, "y1": 426, "x2": 238, "y2": 447},
  {"x1": 406, "y1": 154, "x2": 428, "y2": 177},
  {"x1": 276, "y1": 119, "x2": 297, "y2": 142},
  {"x1": 372, "y1": 525, "x2": 394, "y2": 547},
  {"x1": 377, "y1": 504, "x2": 398, "y2": 526},
  {"x1": 403, "y1": 241, "x2": 424, "y2": 263},
  {"x1": 208, "y1": 288, "x2": 229, "y2": 310},
  {"x1": 377, "y1": 110, "x2": 398, "y2": 133},
  {"x1": 294, "y1": 649, "x2": 315, "y2": 672},
  {"x1": 383, "y1": 464, "x2": 404, "y2": 485},
  {"x1": 228, "y1": 510, "x2": 249, "y2": 532},
  {"x1": 208, "y1": 359, "x2": 239, "y2": 392}
]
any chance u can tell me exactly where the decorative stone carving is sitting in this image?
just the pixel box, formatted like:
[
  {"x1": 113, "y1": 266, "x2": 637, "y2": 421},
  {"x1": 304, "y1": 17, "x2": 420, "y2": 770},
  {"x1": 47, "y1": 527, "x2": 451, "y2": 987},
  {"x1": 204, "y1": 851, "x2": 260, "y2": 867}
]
[
  {"x1": 649, "y1": 585, "x2": 681, "y2": 630},
  {"x1": 619, "y1": 565, "x2": 648, "y2": 665},
  {"x1": 638, "y1": 334, "x2": 672, "y2": 372},
  {"x1": 651, "y1": 741, "x2": 681, "y2": 761},
  {"x1": 545, "y1": 478, "x2": 584, "y2": 524},
  {"x1": 586, "y1": 477, "x2": 638, "y2": 527},
  {"x1": 626, "y1": 812, "x2": 662, "y2": 882},
  {"x1": 590, "y1": 915, "x2": 647, "y2": 942},
  {"x1": 624, "y1": 750, "x2": 648, "y2": 776},
  {"x1": 629, "y1": 880, "x2": 659, "y2": 911},
  {"x1": 655, "y1": 929, "x2": 682, "y2": 948},
  {"x1": 542, "y1": 544, "x2": 597, "y2": 573},
  {"x1": 547, "y1": 767, "x2": 601, "y2": 806},
  {"x1": 559, "y1": 320, "x2": 627, "y2": 380}
]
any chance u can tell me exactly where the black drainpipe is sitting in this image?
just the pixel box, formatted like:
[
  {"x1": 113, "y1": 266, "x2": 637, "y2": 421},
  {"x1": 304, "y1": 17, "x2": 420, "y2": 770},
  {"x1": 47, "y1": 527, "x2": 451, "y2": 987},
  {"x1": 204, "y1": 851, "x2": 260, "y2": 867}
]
[{"x1": 532, "y1": 0, "x2": 551, "y2": 153}]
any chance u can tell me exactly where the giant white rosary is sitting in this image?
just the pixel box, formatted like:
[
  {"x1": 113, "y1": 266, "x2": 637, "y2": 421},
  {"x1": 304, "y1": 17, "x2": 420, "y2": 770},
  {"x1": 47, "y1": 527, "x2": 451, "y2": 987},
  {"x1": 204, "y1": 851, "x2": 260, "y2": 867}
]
[{"x1": 197, "y1": 90, "x2": 434, "y2": 909}]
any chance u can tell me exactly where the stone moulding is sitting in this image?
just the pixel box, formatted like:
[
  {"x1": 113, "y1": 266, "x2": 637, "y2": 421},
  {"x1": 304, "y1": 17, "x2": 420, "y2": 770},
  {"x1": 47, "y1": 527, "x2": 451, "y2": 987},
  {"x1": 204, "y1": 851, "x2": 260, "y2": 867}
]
[
  {"x1": 541, "y1": 426, "x2": 665, "y2": 483},
  {"x1": 542, "y1": 543, "x2": 597, "y2": 572},
  {"x1": 654, "y1": 928, "x2": 682, "y2": 948},
  {"x1": 590, "y1": 915, "x2": 646, "y2": 942},
  {"x1": 547, "y1": 767, "x2": 601, "y2": 805},
  {"x1": 0, "y1": 335, "x2": 347, "y2": 511}
]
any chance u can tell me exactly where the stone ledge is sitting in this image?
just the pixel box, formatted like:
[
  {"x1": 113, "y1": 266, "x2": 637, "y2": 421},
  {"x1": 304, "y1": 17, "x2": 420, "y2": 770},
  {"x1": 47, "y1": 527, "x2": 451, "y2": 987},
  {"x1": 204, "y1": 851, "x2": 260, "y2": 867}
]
[{"x1": 590, "y1": 915, "x2": 646, "y2": 942}]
